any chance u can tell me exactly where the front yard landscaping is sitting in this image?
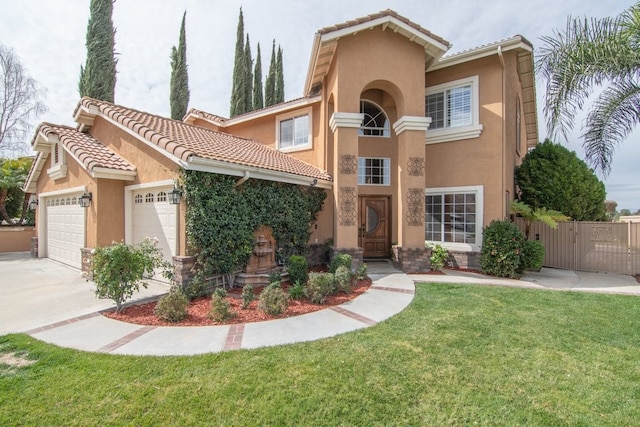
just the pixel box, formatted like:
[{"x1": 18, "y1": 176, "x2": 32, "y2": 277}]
[{"x1": 1, "y1": 283, "x2": 639, "y2": 425}]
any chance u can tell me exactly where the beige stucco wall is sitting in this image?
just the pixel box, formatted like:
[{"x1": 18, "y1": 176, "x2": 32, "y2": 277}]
[
  {"x1": 0, "y1": 227, "x2": 35, "y2": 253},
  {"x1": 424, "y1": 55, "x2": 510, "y2": 227}
]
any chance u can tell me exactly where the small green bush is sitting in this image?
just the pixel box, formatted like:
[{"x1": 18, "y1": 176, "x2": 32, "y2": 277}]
[
  {"x1": 258, "y1": 283, "x2": 288, "y2": 316},
  {"x1": 288, "y1": 280, "x2": 307, "y2": 300},
  {"x1": 287, "y1": 255, "x2": 308, "y2": 285},
  {"x1": 268, "y1": 270, "x2": 282, "y2": 285},
  {"x1": 334, "y1": 265, "x2": 352, "y2": 293},
  {"x1": 241, "y1": 284, "x2": 254, "y2": 309},
  {"x1": 329, "y1": 253, "x2": 352, "y2": 273},
  {"x1": 209, "y1": 291, "x2": 234, "y2": 322},
  {"x1": 480, "y1": 220, "x2": 526, "y2": 278},
  {"x1": 355, "y1": 263, "x2": 368, "y2": 281},
  {"x1": 427, "y1": 243, "x2": 449, "y2": 271},
  {"x1": 522, "y1": 240, "x2": 545, "y2": 271},
  {"x1": 181, "y1": 273, "x2": 209, "y2": 300},
  {"x1": 154, "y1": 291, "x2": 188, "y2": 322},
  {"x1": 307, "y1": 272, "x2": 336, "y2": 304}
]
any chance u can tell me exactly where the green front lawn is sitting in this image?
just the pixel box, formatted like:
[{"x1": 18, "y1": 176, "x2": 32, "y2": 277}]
[{"x1": 1, "y1": 283, "x2": 639, "y2": 425}]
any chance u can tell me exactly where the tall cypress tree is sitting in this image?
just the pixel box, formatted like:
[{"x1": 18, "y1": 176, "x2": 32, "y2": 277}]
[
  {"x1": 229, "y1": 8, "x2": 246, "y2": 117},
  {"x1": 252, "y1": 43, "x2": 264, "y2": 110},
  {"x1": 244, "y1": 34, "x2": 253, "y2": 114},
  {"x1": 170, "y1": 11, "x2": 189, "y2": 120},
  {"x1": 264, "y1": 40, "x2": 277, "y2": 107},
  {"x1": 275, "y1": 45, "x2": 284, "y2": 103},
  {"x1": 78, "y1": 0, "x2": 117, "y2": 102}
]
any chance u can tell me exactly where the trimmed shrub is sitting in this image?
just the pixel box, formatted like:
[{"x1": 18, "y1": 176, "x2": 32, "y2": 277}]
[
  {"x1": 427, "y1": 243, "x2": 449, "y2": 271},
  {"x1": 522, "y1": 240, "x2": 545, "y2": 271},
  {"x1": 209, "y1": 290, "x2": 234, "y2": 322},
  {"x1": 154, "y1": 291, "x2": 188, "y2": 322},
  {"x1": 287, "y1": 255, "x2": 308, "y2": 285},
  {"x1": 268, "y1": 270, "x2": 282, "y2": 285},
  {"x1": 288, "y1": 280, "x2": 307, "y2": 300},
  {"x1": 480, "y1": 220, "x2": 526, "y2": 278},
  {"x1": 334, "y1": 265, "x2": 352, "y2": 293},
  {"x1": 307, "y1": 272, "x2": 336, "y2": 304},
  {"x1": 258, "y1": 282, "x2": 288, "y2": 316},
  {"x1": 241, "y1": 284, "x2": 254, "y2": 309},
  {"x1": 355, "y1": 263, "x2": 368, "y2": 281},
  {"x1": 329, "y1": 253, "x2": 352, "y2": 274}
]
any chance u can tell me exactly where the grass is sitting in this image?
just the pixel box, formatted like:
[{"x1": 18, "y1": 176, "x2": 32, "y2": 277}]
[{"x1": 1, "y1": 283, "x2": 639, "y2": 425}]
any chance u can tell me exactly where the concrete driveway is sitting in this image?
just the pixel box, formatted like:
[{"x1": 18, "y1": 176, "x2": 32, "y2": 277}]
[{"x1": 0, "y1": 252, "x2": 170, "y2": 335}]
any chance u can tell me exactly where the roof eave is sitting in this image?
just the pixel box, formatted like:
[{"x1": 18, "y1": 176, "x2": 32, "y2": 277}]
[
  {"x1": 429, "y1": 36, "x2": 532, "y2": 71},
  {"x1": 186, "y1": 156, "x2": 332, "y2": 189}
]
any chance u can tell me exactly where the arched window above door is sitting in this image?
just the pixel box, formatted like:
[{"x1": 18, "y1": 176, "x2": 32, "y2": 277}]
[{"x1": 359, "y1": 100, "x2": 390, "y2": 137}]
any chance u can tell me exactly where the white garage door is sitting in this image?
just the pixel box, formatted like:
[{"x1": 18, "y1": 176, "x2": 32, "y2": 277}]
[
  {"x1": 131, "y1": 188, "x2": 177, "y2": 264},
  {"x1": 46, "y1": 195, "x2": 85, "y2": 268}
]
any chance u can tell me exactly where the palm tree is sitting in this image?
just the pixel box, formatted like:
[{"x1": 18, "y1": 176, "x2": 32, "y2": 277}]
[
  {"x1": 537, "y1": 2, "x2": 640, "y2": 175},
  {"x1": 510, "y1": 201, "x2": 570, "y2": 240}
]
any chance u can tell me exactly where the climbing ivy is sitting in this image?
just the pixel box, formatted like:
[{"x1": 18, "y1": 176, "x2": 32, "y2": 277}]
[{"x1": 182, "y1": 170, "x2": 326, "y2": 276}]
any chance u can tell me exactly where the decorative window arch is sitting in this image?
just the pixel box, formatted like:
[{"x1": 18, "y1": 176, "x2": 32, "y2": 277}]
[{"x1": 359, "y1": 100, "x2": 390, "y2": 137}]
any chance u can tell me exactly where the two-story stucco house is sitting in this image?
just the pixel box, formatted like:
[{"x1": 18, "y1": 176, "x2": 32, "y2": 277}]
[{"x1": 24, "y1": 9, "x2": 537, "y2": 281}]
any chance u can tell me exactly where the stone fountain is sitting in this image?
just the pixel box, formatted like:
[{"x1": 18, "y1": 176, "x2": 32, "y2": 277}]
[{"x1": 234, "y1": 225, "x2": 287, "y2": 287}]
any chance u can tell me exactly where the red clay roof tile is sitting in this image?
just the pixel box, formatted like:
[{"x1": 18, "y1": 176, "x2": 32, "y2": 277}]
[{"x1": 78, "y1": 98, "x2": 332, "y2": 182}]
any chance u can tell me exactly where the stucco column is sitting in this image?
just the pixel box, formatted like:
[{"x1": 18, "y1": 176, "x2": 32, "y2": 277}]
[
  {"x1": 329, "y1": 112, "x2": 363, "y2": 250},
  {"x1": 393, "y1": 116, "x2": 431, "y2": 250}
]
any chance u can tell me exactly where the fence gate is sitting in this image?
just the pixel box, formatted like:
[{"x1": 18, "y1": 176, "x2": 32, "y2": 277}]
[{"x1": 515, "y1": 219, "x2": 640, "y2": 276}]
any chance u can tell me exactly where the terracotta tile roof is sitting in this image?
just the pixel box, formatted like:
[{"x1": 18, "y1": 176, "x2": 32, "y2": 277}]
[
  {"x1": 184, "y1": 108, "x2": 227, "y2": 124},
  {"x1": 77, "y1": 98, "x2": 332, "y2": 182},
  {"x1": 36, "y1": 123, "x2": 135, "y2": 173},
  {"x1": 318, "y1": 9, "x2": 450, "y2": 48}
]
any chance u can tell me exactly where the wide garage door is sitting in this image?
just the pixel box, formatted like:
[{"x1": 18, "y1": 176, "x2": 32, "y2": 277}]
[
  {"x1": 131, "y1": 188, "x2": 177, "y2": 264},
  {"x1": 46, "y1": 195, "x2": 85, "y2": 268}
]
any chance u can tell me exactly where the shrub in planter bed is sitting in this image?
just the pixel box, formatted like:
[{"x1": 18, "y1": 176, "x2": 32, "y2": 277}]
[
  {"x1": 154, "y1": 291, "x2": 188, "y2": 322},
  {"x1": 307, "y1": 272, "x2": 336, "y2": 304},
  {"x1": 258, "y1": 282, "x2": 288, "y2": 316},
  {"x1": 209, "y1": 289, "x2": 235, "y2": 322},
  {"x1": 288, "y1": 280, "x2": 307, "y2": 300},
  {"x1": 241, "y1": 284, "x2": 254, "y2": 309},
  {"x1": 287, "y1": 255, "x2": 308, "y2": 285},
  {"x1": 334, "y1": 265, "x2": 352, "y2": 293},
  {"x1": 329, "y1": 253, "x2": 352, "y2": 274}
]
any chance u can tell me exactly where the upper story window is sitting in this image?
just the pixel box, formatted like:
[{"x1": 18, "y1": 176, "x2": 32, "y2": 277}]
[
  {"x1": 425, "y1": 76, "x2": 482, "y2": 144},
  {"x1": 276, "y1": 107, "x2": 312, "y2": 152},
  {"x1": 359, "y1": 100, "x2": 390, "y2": 137},
  {"x1": 358, "y1": 157, "x2": 390, "y2": 185}
]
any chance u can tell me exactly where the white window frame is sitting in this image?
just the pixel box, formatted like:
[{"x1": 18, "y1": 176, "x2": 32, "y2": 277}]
[
  {"x1": 425, "y1": 185, "x2": 484, "y2": 252},
  {"x1": 359, "y1": 100, "x2": 390, "y2": 137},
  {"x1": 276, "y1": 107, "x2": 312, "y2": 152},
  {"x1": 358, "y1": 157, "x2": 391, "y2": 186},
  {"x1": 425, "y1": 76, "x2": 483, "y2": 145}
]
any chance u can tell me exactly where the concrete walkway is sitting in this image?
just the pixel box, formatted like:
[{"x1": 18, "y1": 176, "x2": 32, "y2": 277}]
[
  {"x1": 4, "y1": 252, "x2": 639, "y2": 356},
  {"x1": 23, "y1": 261, "x2": 415, "y2": 356}
]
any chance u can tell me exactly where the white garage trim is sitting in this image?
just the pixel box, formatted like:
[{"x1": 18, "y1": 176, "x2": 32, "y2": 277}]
[
  {"x1": 125, "y1": 180, "x2": 178, "y2": 262},
  {"x1": 38, "y1": 186, "x2": 87, "y2": 268}
]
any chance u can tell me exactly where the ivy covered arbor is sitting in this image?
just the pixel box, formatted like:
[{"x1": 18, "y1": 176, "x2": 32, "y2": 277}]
[{"x1": 182, "y1": 171, "x2": 326, "y2": 278}]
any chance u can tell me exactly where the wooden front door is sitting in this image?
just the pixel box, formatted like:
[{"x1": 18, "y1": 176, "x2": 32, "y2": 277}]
[{"x1": 358, "y1": 196, "x2": 390, "y2": 258}]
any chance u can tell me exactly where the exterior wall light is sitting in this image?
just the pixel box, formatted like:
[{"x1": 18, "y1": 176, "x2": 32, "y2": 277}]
[
  {"x1": 79, "y1": 192, "x2": 92, "y2": 208},
  {"x1": 168, "y1": 184, "x2": 183, "y2": 205},
  {"x1": 28, "y1": 199, "x2": 39, "y2": 210}
]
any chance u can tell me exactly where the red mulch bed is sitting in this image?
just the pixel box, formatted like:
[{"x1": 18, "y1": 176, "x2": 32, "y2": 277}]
[{"x1": 104, "y1": 279, "x2": 372, "y2": 327}]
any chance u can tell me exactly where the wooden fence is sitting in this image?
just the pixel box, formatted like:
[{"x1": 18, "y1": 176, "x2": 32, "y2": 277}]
[{"x1": 514, "y1": 219, "x2": 640, "y2": 276}]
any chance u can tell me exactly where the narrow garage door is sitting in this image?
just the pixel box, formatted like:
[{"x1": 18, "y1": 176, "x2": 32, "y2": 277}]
[
  {"x1": 46, "y1": 195, "x2": 85, "y2": 268},
  {"x1": 131, "y1": 189, "x2": 177, "y2": 264}
]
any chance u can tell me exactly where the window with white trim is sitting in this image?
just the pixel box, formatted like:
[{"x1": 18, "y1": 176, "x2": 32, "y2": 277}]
[
  {"x1": 425, "y1": 76, "x2": 482, "y2": 144},
  {"x1": 425, "y1": 186, "x2": 483, "y2": 249},
  {"x1": 359, "y1": 100, "x2": 390, "y2": 137},
  {"x1": 358, "y1": 157, "x2": 390, "y2": 185},
  {"x1": 276, "y1": 108, "x2": 312, "y2": 151}
]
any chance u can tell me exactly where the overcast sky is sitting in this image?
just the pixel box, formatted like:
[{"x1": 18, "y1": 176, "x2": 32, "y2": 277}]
[{"x1": 1, "y1": 0, "x2": 636, "y2": 210}]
